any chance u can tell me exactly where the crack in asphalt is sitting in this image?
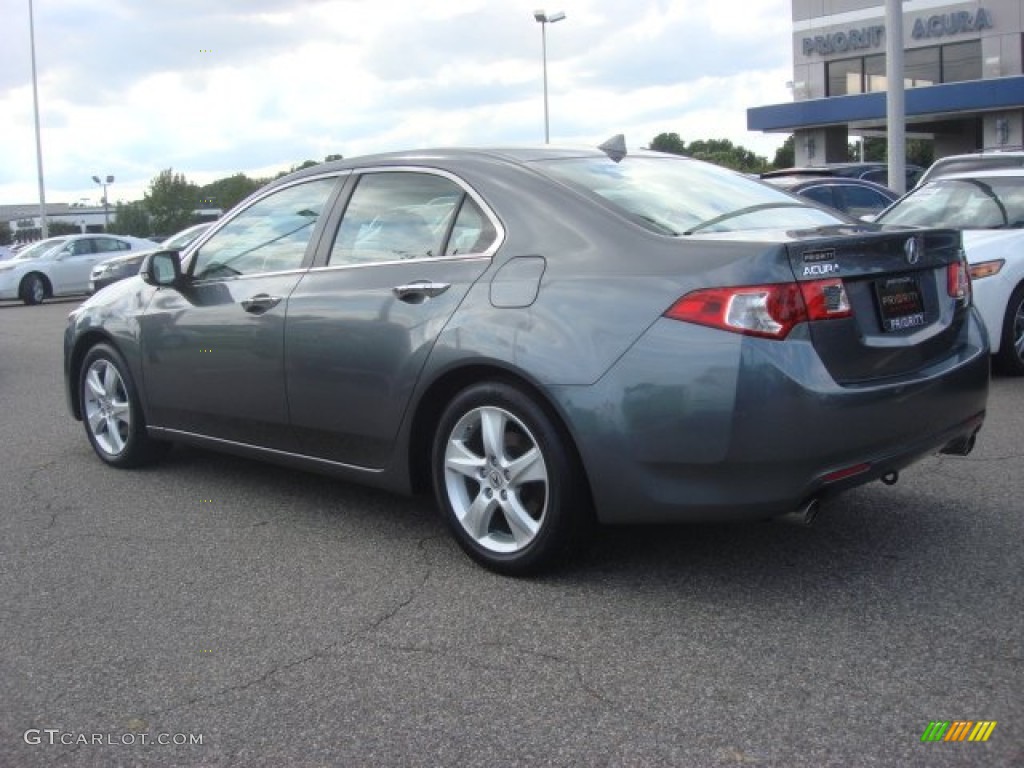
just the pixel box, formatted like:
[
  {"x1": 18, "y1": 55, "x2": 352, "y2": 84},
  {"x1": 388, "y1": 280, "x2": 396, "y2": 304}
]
[{"x1": 134, "y1": 534, "x2": 440, "y2": 723}]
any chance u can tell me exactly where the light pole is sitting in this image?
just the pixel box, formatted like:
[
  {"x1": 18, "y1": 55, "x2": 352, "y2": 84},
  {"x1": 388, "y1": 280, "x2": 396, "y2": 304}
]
[
  {"x1": 533, "y1": 9, "x2": 565, "y2": 144},
  {"x1": 28, "y1": 0, "x2": 48, "y2": 238},
  {"x1": 92, "y1": 174, "x2": 114, "y2": 230}
]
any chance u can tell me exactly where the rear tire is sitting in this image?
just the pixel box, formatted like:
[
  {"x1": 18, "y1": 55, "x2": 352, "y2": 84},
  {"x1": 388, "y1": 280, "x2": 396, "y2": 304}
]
[
  {"x1": 79, "y1": 343, "x2": 169, "y2": 468},
  {"x1": 432, "y1": 381, "x2": 588, "y2": 576},
  {"x1": 994, "y1": 283, "x2": 1024, "y2": 376},
  {"x1": 19, "y1": 273, "x2": 47, "y2": 305}
]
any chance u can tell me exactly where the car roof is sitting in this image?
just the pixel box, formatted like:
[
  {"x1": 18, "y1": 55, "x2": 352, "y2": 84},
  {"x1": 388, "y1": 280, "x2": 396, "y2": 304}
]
[
  {"x1": 918, "y1": 151, "x2": 1024, "y2": 185},
  {"x1": 917, "y1": 167, "x2": 1024, "y2": 183},
  {"x1": 268, "y1": 145, "x2": 687, "y2": 188},
  {"x1": 763, "y1": 175, "x2": 896, "y2": 192}
]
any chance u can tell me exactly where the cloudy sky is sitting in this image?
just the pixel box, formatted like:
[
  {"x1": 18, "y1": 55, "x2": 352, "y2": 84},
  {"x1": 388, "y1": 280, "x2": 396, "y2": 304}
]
[{"x1": 1, "y1": 0, "x2": 794, "y2": 207}]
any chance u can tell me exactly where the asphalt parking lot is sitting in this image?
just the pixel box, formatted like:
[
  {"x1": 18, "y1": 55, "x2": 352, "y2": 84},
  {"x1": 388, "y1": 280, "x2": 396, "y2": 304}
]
[{"x1": 1, "y1": 298, "x2": 1021, "y2": 767}]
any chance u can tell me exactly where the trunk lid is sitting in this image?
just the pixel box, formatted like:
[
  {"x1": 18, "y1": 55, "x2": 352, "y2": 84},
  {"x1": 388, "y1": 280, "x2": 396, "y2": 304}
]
[{"x1": 785, "y1": 227, "x2": 969, "y2": 384}]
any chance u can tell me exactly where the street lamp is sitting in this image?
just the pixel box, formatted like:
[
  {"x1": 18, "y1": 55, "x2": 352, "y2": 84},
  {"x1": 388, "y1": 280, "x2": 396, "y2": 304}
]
[
  {"x1": 533, "y1": 9, "x2": 565, "y2": 144},
  {"x1": 29, "y1": 0, "x2": 48, "y2": 238},
  {"x1": 91, "y1": 174, "x2": 114, "y2": 230}
]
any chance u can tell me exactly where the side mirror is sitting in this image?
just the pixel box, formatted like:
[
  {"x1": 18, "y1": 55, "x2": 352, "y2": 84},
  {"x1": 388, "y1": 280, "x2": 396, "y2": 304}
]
[{"x1": 140, "y1": 250, "x2": 182, "y2": 287}]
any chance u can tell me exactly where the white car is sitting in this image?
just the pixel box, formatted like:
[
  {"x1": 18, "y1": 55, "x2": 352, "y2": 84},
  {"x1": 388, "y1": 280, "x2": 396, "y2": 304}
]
[
  {"x1": 0, "y1": 234, "x2": 155, "y2": 305},
  {"x1": 876, "y1": 168, "x2": 1024, "y2": 374}
]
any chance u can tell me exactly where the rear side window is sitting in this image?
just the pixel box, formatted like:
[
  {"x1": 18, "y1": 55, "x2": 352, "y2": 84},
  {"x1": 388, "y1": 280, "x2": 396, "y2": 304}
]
[{"x1": 329, "y1": 171, "x2": 494, "y2": 265}]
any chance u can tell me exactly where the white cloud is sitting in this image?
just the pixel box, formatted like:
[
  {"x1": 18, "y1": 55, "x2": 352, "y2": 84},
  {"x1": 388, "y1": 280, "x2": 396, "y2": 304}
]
[{"x1": 0, "y1": 0, "x2": 793, "y2": 206}]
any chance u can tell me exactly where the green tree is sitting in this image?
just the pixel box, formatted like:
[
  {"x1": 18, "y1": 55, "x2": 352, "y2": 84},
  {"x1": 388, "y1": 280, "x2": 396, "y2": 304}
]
[
  {"x1": 685, "y1": 139, "x2": 768, "y2": 173},
  {"x1": 324, "y1": 153, "x2": 344, "y2": 162},
  {"x1": 48, "y1": 221, "x2": 81, "y2": 236},
  {"x1": 858, "y1": 137, "x2": 934, "y2": 168},
  {"x1": 649, "y1": 134, "x2": 769, "y2": 173},
  {"x1": 198, "y1": 173, "x2": 263, "y2": 213},
  {"x1": 772, "y1": 135, "x2": 795, "y2": 169},
  {"x1": 649, "y1": 132, "x2": 688, "y2": 155},
  {"x1": 145, "y1": 169, "x2": 199, "y2": 236},
  {"x1": 110, "y1": 201, "x2": 152, "y2": 237}
]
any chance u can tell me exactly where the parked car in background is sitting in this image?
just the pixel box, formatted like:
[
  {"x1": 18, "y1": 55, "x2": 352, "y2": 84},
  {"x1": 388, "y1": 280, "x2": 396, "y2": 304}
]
[
  {"x1": 0, "y1": 244, "x2": 14, "y2": 261},
  {"x1": 761, "y1": 174, "x2": 898, "y2": 218},
  {"x1": 64, "y1": 141, "x2": 988, "y2": 575},
  {"x1": 763, "y1": 162, "x2": 924, "y2": 189},
  {"x1": 875, "y1": 168, "x2": 1024, "y2": 374},
  {"x1": 0, "y1": 234, "x2": 155, "y2": 305},
  {"x1": 916, "y1": 150, "x2": 1024, "y2": 187},
  {"x1": 89, "y1": 223, "x2": 212, "y2": 293}
]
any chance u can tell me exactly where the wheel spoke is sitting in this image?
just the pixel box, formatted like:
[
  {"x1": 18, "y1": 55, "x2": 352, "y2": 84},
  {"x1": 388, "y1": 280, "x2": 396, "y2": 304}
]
[
  {"x1": 445, "y1": 439, "x2": 485, "y2": 479},
  {"x1": 105, "y1": 416, "x2": 126, "y2": 453},
  {"x1": 109, "y1": 401, "x2": 131, "y2": 425},
  {"x1": 102, "y1": 363, "x2": 120, "y2": 398},
  {"x1": 501, "y1": 494, "x2": 540, "y2": 547},
  {"x1": 85, "y1": 368, "x2": 105, "y2": 400},
  {"x1": 461, "y1": 489, "x2": 499, "y2": 540},
  {"x1": 479, "y1": 408, "x2": 508, "y2": 463},
  {"x1": 505, "y1": 446, "x2": 546, "y2": 486},
  {"x1": 87, "y1": 408, "x2": 106, "y2": 434}
]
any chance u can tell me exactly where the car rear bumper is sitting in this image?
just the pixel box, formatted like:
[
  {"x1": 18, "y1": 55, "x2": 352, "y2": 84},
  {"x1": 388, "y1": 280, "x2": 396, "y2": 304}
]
[{"x1": 550, "y1": 312, "x2": 990, "y2": 525}]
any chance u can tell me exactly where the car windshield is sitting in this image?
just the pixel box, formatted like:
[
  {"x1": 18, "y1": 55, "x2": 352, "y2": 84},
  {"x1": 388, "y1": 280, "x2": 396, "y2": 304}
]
[
  {"x1": 535, "y1": 155, "x2": 842, "y2": 234},
  {"x1": 878, "y1": 176, "x2": 1024, "y2": 230},
  {"x1": 14, "y1": 238, "x2": 68, "y2": 260}
]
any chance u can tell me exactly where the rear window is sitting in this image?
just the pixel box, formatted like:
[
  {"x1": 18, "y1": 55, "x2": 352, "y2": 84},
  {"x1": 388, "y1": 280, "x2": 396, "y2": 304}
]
[{"x1": 534, "y1": 156, "x2": 841, "y2": 235}]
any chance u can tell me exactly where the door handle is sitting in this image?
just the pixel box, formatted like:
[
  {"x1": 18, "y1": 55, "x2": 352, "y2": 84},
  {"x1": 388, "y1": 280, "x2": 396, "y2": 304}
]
[
  {"x1": 241, "y1": 293, "x2": 283, "y2": 313},
  {"x1": 392, "y1": 281, "x2": 451, "y2": 303}
]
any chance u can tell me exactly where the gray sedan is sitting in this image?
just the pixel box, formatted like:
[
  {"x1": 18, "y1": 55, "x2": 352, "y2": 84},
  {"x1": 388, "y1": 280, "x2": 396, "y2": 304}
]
[{"x1": 64, "y1": 142, "x2": 989, "y2": 574}]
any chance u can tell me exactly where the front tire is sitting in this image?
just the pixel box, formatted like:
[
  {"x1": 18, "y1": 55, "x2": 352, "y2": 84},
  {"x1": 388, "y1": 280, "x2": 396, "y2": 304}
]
[
  {"x1": 19, "y1": 273, "x2": 46, "y2": 305},
  {"x1": 79, "y1": 343, "x2": 168, "y2": 468},
  {"x1": 994, "y1": 283, "x2": 1024, "y2": 376},
  {"x1": 432, "y1": 381, "x2": 588, "y2": 576}
]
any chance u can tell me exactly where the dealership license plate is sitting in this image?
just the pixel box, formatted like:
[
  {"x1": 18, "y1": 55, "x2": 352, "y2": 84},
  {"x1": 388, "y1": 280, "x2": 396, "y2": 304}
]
[{"x1": 875, "y1": 276, "x2": 926, "y2": 332}]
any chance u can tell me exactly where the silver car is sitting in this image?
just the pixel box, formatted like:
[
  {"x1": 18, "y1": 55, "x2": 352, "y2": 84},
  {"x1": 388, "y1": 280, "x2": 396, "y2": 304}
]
[{"x1": 64, "y1": 142, "x2": 989, "y2": 574}]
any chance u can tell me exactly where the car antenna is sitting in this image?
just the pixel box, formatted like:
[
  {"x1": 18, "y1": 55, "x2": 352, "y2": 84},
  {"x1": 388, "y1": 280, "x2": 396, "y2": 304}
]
[{"x1": 598, "y1": 134, "x2": 627, "y2": 163}]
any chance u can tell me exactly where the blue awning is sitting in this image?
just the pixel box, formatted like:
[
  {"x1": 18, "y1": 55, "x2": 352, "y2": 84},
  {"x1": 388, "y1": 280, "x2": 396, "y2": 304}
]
[{"x1": 747, "y1": 76, "x2": 1024, "y2": 132}]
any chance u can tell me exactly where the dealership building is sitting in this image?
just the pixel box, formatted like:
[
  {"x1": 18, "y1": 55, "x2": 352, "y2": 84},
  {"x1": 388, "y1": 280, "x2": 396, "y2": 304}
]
[{"x1": 748, "y1": 1, "x2": 1024, "y2": 168}]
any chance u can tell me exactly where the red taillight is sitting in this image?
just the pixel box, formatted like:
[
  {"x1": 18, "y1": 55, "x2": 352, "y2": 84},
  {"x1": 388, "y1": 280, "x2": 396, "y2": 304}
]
[
  {"x1": 947, "y1": 257, "x2": 972, "y2": 306},
  {"x1": 664, "y1": 279, "x2": 851, "y2": 340}
]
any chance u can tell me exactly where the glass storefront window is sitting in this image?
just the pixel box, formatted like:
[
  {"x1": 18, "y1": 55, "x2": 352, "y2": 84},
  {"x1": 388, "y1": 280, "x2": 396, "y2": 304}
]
[
  {"x1": 904, "y1": 47, "x2": 940, "y2": 87},
  {"x1": 827, "y1": 58, "x2": 863, "y2": 96},
  {"x1": 865, "y1": 54, "x2": 886, "y2": 92},
  {"x1": 942, "y1": 40, "x2": 981, "y2": 82}
]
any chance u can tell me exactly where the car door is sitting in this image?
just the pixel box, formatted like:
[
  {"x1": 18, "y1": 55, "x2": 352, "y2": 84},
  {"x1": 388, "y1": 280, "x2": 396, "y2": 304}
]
[
  {"x1": 48, "y1": 238, "x2": 101, "y2": 294},
  {"x1": 138, "y1": 175, "x2": 343, "y2": 450},
  {"x1": 285, "y1": 169, "x2": 500, "y2": 468}
]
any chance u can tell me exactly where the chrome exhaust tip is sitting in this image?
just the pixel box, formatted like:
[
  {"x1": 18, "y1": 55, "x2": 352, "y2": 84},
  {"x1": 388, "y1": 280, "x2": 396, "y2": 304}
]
[{"x1": 776, "y1": 498, "x2": 820, "y2": 526}]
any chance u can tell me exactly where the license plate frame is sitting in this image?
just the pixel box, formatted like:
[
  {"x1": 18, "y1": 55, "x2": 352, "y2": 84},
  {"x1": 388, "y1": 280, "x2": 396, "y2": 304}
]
[{"x1": 875, "y1": 275, "x2": 926, "y2": 332}]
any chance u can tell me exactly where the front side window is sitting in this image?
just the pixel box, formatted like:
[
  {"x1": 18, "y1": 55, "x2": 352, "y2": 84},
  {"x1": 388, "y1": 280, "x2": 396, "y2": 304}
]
[
  {"x1": 330, "y1": 172, "x2": 486, "y2": 265},
  {"x1": 191, "y1": 177, "x2": 337, "y2": 280}
]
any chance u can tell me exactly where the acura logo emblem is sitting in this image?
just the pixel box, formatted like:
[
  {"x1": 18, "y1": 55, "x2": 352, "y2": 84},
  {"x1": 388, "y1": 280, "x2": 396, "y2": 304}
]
[{"x1": 905, "y1": 237, "x2": 921, "y2": 265}]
